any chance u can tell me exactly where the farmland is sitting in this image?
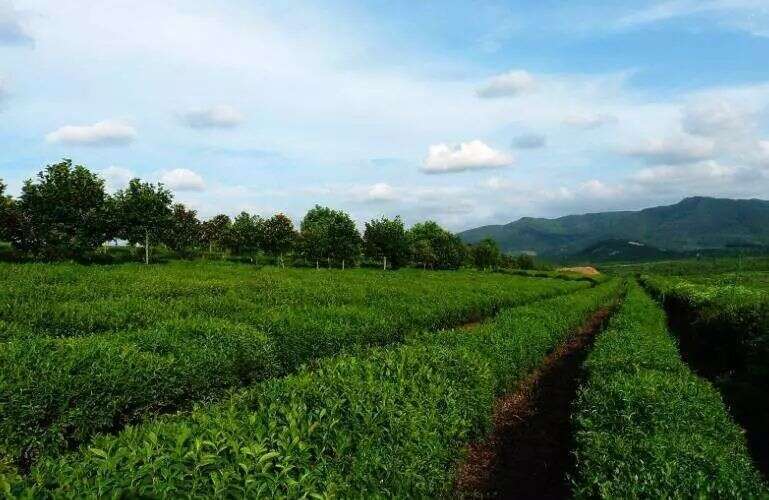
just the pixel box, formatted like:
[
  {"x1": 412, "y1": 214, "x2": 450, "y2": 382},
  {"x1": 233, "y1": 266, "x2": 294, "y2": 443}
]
[{"x1": 1, "y1": 259, "x2": 768, "y2": 497}]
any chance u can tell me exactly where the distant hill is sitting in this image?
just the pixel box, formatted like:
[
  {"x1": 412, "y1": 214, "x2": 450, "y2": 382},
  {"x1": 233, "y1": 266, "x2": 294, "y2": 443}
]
[
  {"x1": 459, "y1": 197, "x2": 769, "y2": 258},
  {"x1": 567, "y1": 239, "x2": 679, "y2": 262}
]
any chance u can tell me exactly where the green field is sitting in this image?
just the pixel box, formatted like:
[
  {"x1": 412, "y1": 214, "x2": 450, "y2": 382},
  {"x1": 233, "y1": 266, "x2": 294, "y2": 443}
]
[{"x1": 1, "y1": 261, "x2": 768, "y2": 497}]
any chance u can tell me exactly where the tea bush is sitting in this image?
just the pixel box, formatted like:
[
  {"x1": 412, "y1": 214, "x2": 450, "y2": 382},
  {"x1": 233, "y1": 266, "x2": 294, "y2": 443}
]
[{"x1": 572, "y1": 283, "x2": 767, "y2": 498}]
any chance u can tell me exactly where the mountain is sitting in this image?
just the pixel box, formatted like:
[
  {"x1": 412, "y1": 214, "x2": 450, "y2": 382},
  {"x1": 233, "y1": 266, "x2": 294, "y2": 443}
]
[
  {"x1": 459, "y1": 197, "x2": 769, "y2": 257},
  {"x1": 567, "y1": 239, "x2": 680, "y2": 262}
]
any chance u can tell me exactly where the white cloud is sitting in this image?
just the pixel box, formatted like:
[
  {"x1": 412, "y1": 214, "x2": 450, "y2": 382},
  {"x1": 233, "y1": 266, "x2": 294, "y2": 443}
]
[
  {"x1": 482, "y1": 176, "x2": 516, "y2": 191},
  {"x1": 682, "y1": 99, "x2": 753, "y2": 137},
  {"x1": 0, "y1": 0, "x2": 32, "y2": 45},
  {"x1": 422, "y1": 140, "x2": 514, "y2": 174},
  {"x1": 364, "y1": 182, "x2": 397, "y2": 201},
  {"x1": 623, "y1": 135, "x2": 715, "y2": 165},
  {"x1": 579, "y1": 179, "x2": 624, "y2": 199},
  {"x1": 562, "y1": 112, "x2": 617, "y2": 129},
  {"x1": 512, "y1": 133, "x2": 546, "y2": 149},
  {"x1": 160, "y1": 168, "x2": 206, "y2": 191},
  {"x1": 99, "y1": 166, "x2": 134, "y2": 191},
  {"x1": 476, "y1": 70, "x2": 537, "y2": 98},
  {"x1": 45, "y1": 120, "x2": 137, "y2": 146},
  {"x1": 617, "y1": 0, "x2": 769, "y2": 37},
  {"x1": 632, "y1": 160, "x2": 741, "y2": 185},
  {"x1": 180, "y1": 105, "x2": 245, "y2": 129}
]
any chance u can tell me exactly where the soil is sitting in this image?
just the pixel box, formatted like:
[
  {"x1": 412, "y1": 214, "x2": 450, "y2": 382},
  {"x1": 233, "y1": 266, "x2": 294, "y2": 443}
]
[
  {"x1": 454, "y1": 307, "x2": 612, "y2": 499},
  {"x1": 557, "y1": 266, "x2": 601, "y2": 277}
]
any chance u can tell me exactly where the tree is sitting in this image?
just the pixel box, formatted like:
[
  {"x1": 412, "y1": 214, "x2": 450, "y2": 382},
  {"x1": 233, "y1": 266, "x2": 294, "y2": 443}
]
[
  {"x1": 0, "y1": 180, "x2": 16, "y2": 243},
  {"x1": 200, "y1": 214, "x2": 231, "y2": 253},
  {"x1": 227, "y1": 212, "x2": 264, "y2": 255},
  {"x1": 114, "y1": 179, "x2": 173, "y2": 264},
  {"x1": 363, "y1": 216, "x2": 410, "y2": 269},
  {"x1": 408, "y1": 221, "x2": 464, "y2": 270},
  {"x1": 263, "y1": 213, "x2": 296, "y2": 267},
  {"x1": 299, "y1": 205, "x2": 361, "y2": 268},
  {"x1": 513, "y1": 253, "x2": 536, "y2": 270},
  {"x1": 164, "y1": 204, "x2": 201, "y2": 257},
  {"x1": 471, "y1": 238, "x2": 501, "y2": 270},
  {"x1": 13, "y1": 160, "x2": 111, "y2": 259},
  {"x1": 299, "y1": 205, "x2": 333, "y2": 267}
]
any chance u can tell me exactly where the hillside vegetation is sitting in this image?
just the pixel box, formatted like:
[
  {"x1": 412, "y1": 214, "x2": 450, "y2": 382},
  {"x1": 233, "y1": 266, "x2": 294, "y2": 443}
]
[{"x1": 460, "y1": 196, "x2": 769, "y2": 257}]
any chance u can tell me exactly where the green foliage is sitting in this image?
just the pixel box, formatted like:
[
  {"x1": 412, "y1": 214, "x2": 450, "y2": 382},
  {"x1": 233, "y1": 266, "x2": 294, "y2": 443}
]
[
  {"x1": 11, "y1": 160, "x2": 112, "y2": 259},
  {"x1": 572, "y1": 282, "x2": 767, "y2": 498},
  {"x1": 459, "y1": 196, "x2": 769, "y2": 257},
  {"x1": 163, "y1": 204, "x2": 201, "y2": 256},
  {"x1": 0, "y1": 179, "x2": 16, "y2": 243},
  {"x1": 363, "y1": 215, "x2": 410, "y2": 268},
  {"x1": 0, "y1": 262, "x2": 586, "y2": 468},
  {"x1": 227, "y1": 211, "x2": 264, "y2": 255},
  {"x1": 199, "y1": 214, "x2": 231, "y2": 252},
  {"x1": 262, "y1": 213, "x2": 295, "y2": 262},
  {"x1": 14, "y1": 280, "x2": 621, "y2": 497},
  {"x1": 113, "y1": 179, "x2": 173, "y2": 263},
  {"x1": 299, "y1": 205, "x2": 361, "y2": 266},
  {"x1": 470, "y1": 237, "x2": 500, "y2": 270},
  {"x1": 408, "y1": 220, "x2": 465, "y2": 270},
  {"x1": 641, "y1": 275, "x2": 769, "y2": 379}
]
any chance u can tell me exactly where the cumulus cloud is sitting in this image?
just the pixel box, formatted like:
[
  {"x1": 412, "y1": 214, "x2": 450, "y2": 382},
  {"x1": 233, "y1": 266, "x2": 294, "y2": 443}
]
[
  {"x1": 476, "y1": 70, "x2": 537, "y2": 98},
  {"x1": 180, "y1": 105, "x2": 244, "y2": 129},
  {"x1": 99, "y1": 166, "x2": 134, "y2": 191},
  {"x1": 160, "y1": 168, "x2": 206, "y2": 191},
  {"x1": 364, "y1": 182, "x2": 397, "y2": 202},
  {"x1": 45, "y1": 120, "x2": 137, "y2": 146},
  {"x1": 682, "y1": 99, "x2": 753, "y2": 137},
  {"x1": 562, "y1": 112, "x2": 617, "y2": 129},
  {"x1": 512, "y1": 133, "x2": 546, "y2": 149},
  {"x1": 422, "y1": 140, "x2": 514, "y2": 174},
  {"x1": 0, "y1": 1, "x2": 32, "y2": 45},
  {"x1": 623, "y1": 135, "x2": 715, "y2": 165}
]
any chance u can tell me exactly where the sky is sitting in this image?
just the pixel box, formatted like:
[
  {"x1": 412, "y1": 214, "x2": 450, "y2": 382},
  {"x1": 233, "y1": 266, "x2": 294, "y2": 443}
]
[{"x1": 2, "y1": 0, "x2": 769, "y2": 231}]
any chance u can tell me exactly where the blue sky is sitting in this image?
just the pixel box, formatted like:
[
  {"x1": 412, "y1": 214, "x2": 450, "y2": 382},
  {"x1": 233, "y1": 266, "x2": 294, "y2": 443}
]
[{"x1": 2, "y1": 0, "x2": 769, "y2": 230}]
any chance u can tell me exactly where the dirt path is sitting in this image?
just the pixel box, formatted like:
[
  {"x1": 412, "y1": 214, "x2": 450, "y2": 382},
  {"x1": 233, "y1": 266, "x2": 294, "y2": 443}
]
[{"x1": 454, "y1": 307, "x2": 612, "y2": 499}]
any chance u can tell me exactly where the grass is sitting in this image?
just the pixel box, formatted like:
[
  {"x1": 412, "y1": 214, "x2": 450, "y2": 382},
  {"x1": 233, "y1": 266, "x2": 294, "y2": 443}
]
[
  {"x1": 8, "y1": 280, "x2": 622, "y2": 497},
  {"x1": 572, "y1": 282, "x2": 767, "y2": 498}
]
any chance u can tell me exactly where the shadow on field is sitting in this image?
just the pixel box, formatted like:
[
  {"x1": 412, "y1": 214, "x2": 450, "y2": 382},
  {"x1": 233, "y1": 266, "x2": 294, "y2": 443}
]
[
  {"x1": 454, "y1": 307, "x2": 612, "y2": 499},
  {"x1": 664, "y1": 301, "x2": 769, "y2": 481}
]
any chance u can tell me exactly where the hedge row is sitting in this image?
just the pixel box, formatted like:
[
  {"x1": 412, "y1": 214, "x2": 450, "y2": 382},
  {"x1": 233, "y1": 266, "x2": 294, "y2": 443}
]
[
  {"x1": 640, "y1": 274, "x2": 769, "y2": 378},
  {"x1": 0, "y1": 268, "x2": 586, "y2": 471},
  {"x1": 8, "y1": 281, "x2": 623, "y2": 497},
  {"x1": 572, "y1": 282, "x2": 767, "y2": 498}
]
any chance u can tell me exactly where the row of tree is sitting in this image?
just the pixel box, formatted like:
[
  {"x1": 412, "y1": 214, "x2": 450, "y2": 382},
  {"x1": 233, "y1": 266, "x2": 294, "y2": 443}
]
[{"x1": 0, "y1": 160, "x2": 527, "y2": 270}]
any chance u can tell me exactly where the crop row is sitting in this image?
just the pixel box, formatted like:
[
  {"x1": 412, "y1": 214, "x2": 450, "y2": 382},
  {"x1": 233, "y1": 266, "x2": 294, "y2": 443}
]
[
  {"x1": 5, "y1": 280, "x2": 623, "y2": 497},
  {"x1": 640, "y1": 274, "x2": 769, "y2": 378},
  {"x1": 0, "y1": 264, "x2": 587, "y2": 471},
  {"x1": 571, "y1": 282, "x2": 767, "y2": 498}
]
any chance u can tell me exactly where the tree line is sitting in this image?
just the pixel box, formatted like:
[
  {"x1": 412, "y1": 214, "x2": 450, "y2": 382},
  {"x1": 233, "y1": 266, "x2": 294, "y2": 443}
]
[{"x1": 0, "y1": 159, "x2": 537, "y2": 270}]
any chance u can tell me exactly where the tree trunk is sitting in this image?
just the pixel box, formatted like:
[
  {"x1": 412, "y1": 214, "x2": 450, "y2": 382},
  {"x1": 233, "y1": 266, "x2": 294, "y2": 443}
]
[
  {"x1": 280, "y1": 253, "x2": 284, "y2": 268},
  {"x1": 327, "y1": 257, "x2": 331, "y2": 269},
  {"x1": 144, "y1": 230, "x2": 149, "y2": 265},
  {"x1": 316, "y1": 260, "x2": 319, "y2": 270},
  {"x1": 383, "y1": 256, "x2": 387, "y2": 270},
  {"x1": 342, "y1": 259, "x2": 345, "y2": 270}
]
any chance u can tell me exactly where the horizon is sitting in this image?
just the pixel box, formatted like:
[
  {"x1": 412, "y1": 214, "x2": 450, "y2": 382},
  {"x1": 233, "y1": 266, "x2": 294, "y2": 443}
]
[{"x1": 2, "y1": 1, "x2": 769, "y2": 231}]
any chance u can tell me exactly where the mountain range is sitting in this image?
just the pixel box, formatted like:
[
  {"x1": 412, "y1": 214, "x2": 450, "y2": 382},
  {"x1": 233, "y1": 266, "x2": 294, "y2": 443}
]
[{"x1": 458, "y1": 197, "x2": 769, "y2": 258}]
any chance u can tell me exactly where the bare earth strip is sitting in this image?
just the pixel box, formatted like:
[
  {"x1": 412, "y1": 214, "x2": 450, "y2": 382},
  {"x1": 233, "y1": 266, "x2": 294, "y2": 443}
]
[{"x1": 455, "y1": 307, "x2": 612, "y2": 499}]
